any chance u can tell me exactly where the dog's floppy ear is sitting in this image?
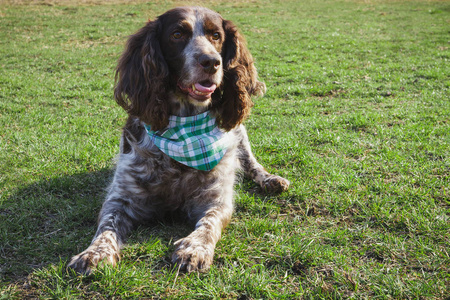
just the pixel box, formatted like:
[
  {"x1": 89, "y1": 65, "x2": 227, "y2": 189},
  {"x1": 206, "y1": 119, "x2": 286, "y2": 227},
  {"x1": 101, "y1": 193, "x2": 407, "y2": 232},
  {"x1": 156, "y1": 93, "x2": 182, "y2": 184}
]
[
  {"x1": 214, "y1": 19, "x2": 266, "y2": 131},
  {"x1": 114, "y1": 19, "x2": 170, "y2": 131}
]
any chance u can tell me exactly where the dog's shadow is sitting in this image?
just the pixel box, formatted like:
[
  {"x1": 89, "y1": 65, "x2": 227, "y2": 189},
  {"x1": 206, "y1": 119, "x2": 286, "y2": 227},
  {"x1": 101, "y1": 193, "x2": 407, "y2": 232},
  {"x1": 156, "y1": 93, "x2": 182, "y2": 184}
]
[
  {"x1": 1, "y1": 169, "x2": 112, "y2": 281},
  {"x1": 3, "y1": 168, "x2": 254, "y2": 281}
]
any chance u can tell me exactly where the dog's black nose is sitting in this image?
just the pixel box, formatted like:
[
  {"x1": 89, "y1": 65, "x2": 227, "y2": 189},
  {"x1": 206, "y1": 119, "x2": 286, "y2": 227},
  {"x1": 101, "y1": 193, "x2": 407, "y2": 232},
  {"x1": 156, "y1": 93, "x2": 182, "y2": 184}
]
[{"x1": 198, "y1": 54, "x2": 221, "y2": 74}]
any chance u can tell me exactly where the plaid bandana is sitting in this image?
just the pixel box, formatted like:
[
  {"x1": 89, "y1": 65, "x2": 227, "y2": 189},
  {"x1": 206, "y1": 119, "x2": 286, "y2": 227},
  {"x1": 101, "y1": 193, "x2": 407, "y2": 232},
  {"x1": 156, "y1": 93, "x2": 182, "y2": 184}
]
[{"x1": 144, "y1": 111, "x2": 231, "y2": 171}]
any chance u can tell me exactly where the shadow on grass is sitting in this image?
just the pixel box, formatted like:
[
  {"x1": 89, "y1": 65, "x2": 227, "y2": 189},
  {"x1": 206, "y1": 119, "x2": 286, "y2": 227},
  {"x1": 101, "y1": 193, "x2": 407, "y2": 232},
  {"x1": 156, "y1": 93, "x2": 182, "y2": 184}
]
[
  {"x1": 2, "y1": 168, "x2": 252, "y2": 284},
  {"x1": 1, "y1": 168, "x2": 284, "y2": 288},
  {"x1": 1, "y1": 169, "x2": 114, "y2": 282}
]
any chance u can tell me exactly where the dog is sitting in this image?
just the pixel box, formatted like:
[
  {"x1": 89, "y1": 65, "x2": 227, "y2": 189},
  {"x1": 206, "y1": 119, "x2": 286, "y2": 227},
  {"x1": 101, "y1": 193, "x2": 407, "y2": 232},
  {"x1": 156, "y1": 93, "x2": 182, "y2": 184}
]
[{"x1": 68, "y1": 6, "x2": 289, "y2": 274}]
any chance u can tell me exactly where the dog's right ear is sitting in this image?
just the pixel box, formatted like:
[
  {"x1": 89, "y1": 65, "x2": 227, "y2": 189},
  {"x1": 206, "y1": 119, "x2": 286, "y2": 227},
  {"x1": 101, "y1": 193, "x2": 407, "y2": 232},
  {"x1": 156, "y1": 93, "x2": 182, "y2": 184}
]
[{"x1": 114, "y1": 19, "x2": 170, "y2": 131}]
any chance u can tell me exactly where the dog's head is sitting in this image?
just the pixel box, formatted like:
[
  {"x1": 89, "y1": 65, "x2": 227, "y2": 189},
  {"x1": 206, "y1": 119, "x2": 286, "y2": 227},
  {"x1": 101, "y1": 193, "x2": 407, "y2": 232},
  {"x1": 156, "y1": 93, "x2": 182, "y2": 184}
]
[{"x1": 114, "y1": 7, "x2": 265, "y2": 131}]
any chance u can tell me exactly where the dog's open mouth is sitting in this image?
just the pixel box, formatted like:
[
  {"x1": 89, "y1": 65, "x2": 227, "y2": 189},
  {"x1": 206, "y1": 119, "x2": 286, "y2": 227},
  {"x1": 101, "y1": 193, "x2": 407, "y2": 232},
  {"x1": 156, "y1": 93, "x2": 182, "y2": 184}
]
[{"x1": 178, "y1": 81, "x2": 217, "y2": 101}]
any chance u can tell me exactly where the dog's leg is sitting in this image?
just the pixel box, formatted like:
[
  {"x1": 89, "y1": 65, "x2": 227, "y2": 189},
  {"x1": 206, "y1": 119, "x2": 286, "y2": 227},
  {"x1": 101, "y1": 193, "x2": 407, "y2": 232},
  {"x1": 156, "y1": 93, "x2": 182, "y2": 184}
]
[
  {"x1": 237, "y1": 125, "x2": 290, "y2": 193},
  {"x1": 67, "y1": 197, "x2": 135, "y2": 275},
  {"x1": 172, "y1": 201, "x2": 232, "y2": 272}
]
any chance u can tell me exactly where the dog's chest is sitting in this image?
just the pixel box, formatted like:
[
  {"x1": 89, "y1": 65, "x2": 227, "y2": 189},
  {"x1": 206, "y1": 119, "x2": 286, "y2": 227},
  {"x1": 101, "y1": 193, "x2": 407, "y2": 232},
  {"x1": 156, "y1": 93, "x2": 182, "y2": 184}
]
[{"x1": 122, "y1": 143, "x2": 237, "y2": 202}]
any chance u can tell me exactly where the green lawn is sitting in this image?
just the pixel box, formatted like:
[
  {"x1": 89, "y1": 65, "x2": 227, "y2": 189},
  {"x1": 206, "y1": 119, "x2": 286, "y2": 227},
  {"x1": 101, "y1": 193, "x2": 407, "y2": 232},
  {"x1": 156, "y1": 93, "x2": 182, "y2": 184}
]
[{"x1": 1, "y1": 0, "x2": 449, "y2": 299}]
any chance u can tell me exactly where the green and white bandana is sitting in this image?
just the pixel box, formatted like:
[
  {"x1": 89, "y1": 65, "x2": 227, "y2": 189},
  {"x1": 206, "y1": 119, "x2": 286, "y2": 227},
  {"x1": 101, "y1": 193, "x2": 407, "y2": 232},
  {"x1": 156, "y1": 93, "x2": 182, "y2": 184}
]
[{"x1": 144, "y1": 111, "x2": 231, "y2": 171}]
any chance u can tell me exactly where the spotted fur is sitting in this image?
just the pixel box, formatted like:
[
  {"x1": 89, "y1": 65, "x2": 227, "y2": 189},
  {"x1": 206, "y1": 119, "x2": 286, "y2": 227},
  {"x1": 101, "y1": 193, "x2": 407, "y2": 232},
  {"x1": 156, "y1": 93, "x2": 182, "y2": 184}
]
[{"x1": 68, "y1": 6, "x2": 289, "y2": 275}]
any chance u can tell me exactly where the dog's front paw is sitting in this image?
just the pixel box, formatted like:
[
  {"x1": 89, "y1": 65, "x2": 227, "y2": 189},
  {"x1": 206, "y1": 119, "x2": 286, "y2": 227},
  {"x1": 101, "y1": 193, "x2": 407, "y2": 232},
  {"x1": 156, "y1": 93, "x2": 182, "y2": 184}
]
[
  {"x1": 262, "y1": 175, "x2": 290, "y2": 193},
  {"x1": 172, "y1": 236, "x2": 214, "y2": 273},
  {"x1": 68, "y1": 246, "x2": 119, "y2": 275}
]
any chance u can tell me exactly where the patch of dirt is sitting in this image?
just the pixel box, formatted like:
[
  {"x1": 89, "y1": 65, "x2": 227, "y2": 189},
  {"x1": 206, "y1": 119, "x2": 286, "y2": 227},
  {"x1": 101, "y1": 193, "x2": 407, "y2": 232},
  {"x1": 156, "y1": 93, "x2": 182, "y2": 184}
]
[{"x1": 4, "y1": 0, "x2": 253, "y2": 6}]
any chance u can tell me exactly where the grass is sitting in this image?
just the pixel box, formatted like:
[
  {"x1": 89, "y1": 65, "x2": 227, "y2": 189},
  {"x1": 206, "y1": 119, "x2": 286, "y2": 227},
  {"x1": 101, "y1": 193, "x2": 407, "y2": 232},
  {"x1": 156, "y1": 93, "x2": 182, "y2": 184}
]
[{"x1": 0, "y1": 0, "x2": 449, "y2": 298}]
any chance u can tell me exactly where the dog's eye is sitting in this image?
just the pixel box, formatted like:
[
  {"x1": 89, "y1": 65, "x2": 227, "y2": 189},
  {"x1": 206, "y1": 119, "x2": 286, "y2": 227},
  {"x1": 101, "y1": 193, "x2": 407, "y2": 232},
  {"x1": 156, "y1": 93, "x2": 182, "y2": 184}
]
[
  {"x1": 212, "y1": 32, "x2": 220, "y2": 40},
  {"x1": 172, "y1": 31, "x2": 183, "y2": 39}
]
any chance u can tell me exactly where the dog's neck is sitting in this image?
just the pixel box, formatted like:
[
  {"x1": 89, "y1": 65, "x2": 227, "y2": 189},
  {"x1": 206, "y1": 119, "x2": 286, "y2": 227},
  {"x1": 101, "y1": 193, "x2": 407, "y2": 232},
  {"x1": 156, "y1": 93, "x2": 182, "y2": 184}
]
[{"x1": 168, "y1": 91, "x2": 211, "y2": 117}]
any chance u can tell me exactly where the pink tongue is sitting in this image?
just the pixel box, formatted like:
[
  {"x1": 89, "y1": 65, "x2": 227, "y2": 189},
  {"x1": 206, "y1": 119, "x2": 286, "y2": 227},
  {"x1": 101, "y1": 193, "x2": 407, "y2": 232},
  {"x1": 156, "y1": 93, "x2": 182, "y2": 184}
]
[{"x1": 194, "y1": 83, "x2": 217, "y2": 93}]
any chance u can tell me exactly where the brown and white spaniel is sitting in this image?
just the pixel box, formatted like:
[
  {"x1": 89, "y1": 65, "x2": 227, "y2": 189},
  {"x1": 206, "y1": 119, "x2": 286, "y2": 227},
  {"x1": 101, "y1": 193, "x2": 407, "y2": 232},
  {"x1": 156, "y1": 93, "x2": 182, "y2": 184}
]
[{"x1": 68, "y1": 6, "x2": 289, "y2": 274}]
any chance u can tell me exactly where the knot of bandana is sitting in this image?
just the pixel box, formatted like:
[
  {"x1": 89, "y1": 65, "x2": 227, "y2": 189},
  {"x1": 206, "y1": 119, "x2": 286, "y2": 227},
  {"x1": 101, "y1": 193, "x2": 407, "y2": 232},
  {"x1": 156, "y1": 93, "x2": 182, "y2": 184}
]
[{"x1": 144, "y1": 111, "x2": 231, "y2": 171}]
